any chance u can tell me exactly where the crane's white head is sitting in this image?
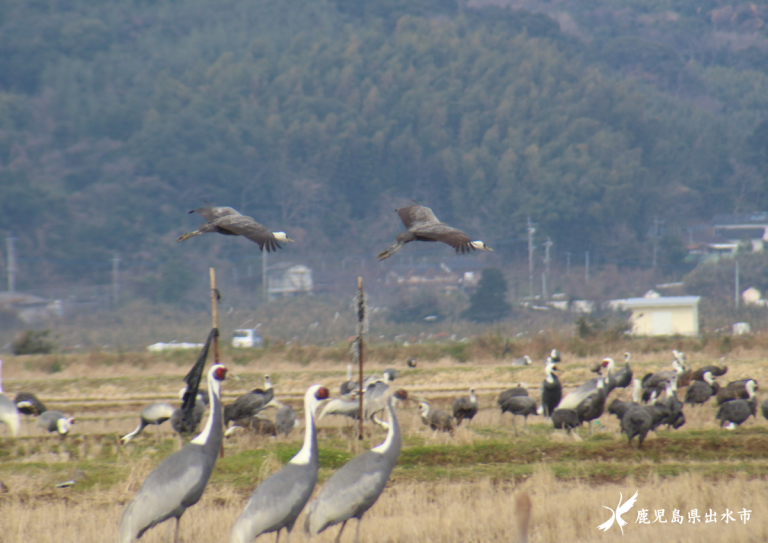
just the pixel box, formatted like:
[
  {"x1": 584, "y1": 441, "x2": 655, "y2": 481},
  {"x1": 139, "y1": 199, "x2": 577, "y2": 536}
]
[
  {"x1": 470, "y1": 241, "x2": 493, "y2": 251},
  {"x1": 418, "y1": 401, "x2": 430, "y2": 416},
  {"x1": 306, "y1": 384, "x2": 330, "y2": 416},
  {"x1": 702, "y1": 371, "x2": 714, "y2": 386},
  {"x1": 273, "y1": 232, "x2": 294, "y2": 243},
  {"x1": 747, "y1": 380, "x2": 758, "y2": 398},
  {"x1": 624, "y1": 351, "x2": 631, "y2": 362},
  {"x1": 212, "y1": 365, "x2": 228, "y2": 381},
  {"x1": 57, "y1": 417, "x2": 74, "y2": 435},
  {"x1": 264, "y1": 374, "x2": 272, "y2": 389},
  {"x1": 601, "y1": 357, "x2": 615, "y2": 372}
]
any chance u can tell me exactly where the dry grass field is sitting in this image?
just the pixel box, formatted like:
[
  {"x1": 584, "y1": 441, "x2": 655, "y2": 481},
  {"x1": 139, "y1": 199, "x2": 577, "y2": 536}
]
[{"x1": 2, "y1": 344, "x2": 768, "y2": 542}]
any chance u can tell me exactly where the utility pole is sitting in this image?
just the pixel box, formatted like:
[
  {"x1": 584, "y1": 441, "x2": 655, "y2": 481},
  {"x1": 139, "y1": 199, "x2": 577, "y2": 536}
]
[
  {"x1": 651, "y1": 216, "x2": 664, "y2": 269},
  {"x1": 6, "y1": 234, "x2": 16, "y2": 292},
  {"x1": 527, "y1": 217, "x2": 536, "y2": 298},
  {"x1": 566, "y1": 252, "x2": 571, "y2": 276},
  {"x1": 111, "y1": 252, "x2": 121, "y2": 307},
  {"x1": 543, "y1": 237, "x2": 553, "y2": 299},
  {"x1": 735, "y1": 260, "x2": 740, "y2": 308},
  {"x1": 585, "y1": 251, "x2": 590, "y2": 282}
]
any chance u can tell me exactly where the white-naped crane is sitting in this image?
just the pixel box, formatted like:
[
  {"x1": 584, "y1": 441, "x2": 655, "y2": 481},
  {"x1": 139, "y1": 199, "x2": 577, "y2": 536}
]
[
  {"x1": 320, "y1": 379, "x2": 391, "y2": 424},
  {"x1": 684, "y1": 372, "x2": 719, "y2": 406},
  {"x1": 275, "y1": 404, "x2": 297, "y2": 437},
  {"x1": 177, "y1": 206, "x2": 293, "y2": 252},
  {"x1": 511, "y1": 355, "x2": 533, "y2": 367},
  {"x1": 230, "y1": 385, "x2": 330, "y2": 543},
  {"x1": 121, "y1": 403, "x2": 177, "y2": 445},
  {"x1": 419, "y1": 401, "x2": 455, "y2": 435},
  {"x1": 0, "y1": 359, "x2": 19, "y2": 437},
  {"x1": 377, "y1": 203, "x2": 492, "y2": 260},
  {"x1": 539, "y1": 360, "x2": 562, "y2": 417},
  {"x1": 118, "y1": 364, "x2": 227, "y2": 543},
  {"x1": 224, "y1": 375, "x2": 274, "y2": 427},
  {"x1": 14, "y1": 392, "x2": 47, "y2": 416},
  {"x1": 558, "y1": 358, "x2": 616, "y2": 410},
  {"x1": 37, "y1": 410, "x2": 75, "y2": 435},
  {"x1": 452, "y1": 388, "x2": 478, "y2": 427},
  {"x1": 304, "y1": 390, "x2": 408, "y2": 542},
  {"x1": 717, "y1": 380, "x2": 758, "y2": 429}
]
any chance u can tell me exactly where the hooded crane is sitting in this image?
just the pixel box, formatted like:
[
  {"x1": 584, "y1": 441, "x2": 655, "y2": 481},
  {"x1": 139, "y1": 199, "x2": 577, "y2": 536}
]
[
  {"x1": 452, "y1": 388, "x2": 478, "y2": 427},
  {"x1": 684, "y1": 372, "x2": 718, "y2": 406},
  {"x1": 118, "y1": 364, "x2": 227, "y2": 543},
  {"x1": 121, "y1": 403, "x2": 177, "y2": 445},
  {"x1": 498, "y1": 395, "x2": 537, "y2": 435},
  {"x1": 230, "y1": 385, "x2": 330, "y2": 543},
  {"x1": 177, "y1": 206, "x2": 293, "y2": 252},
  {"x1": 377, "y1": 203, "x2": 492, "y2": 260},
  {"x1": 576, "y1": 378, "x2": 606, "y2": 434},
  {"x1": 304, "y1": 390, "x2": 408, "y2": 542},
  {"x1": 14, "y1": 392, "x2": 47, "y2": 416},
  {"x1": 224, "y1": 376, "x2": 275, "y2": 426},
  {"x1": 716, "y1": 379, "x2": 758, "y2": 406},
  {"x1": 171, "y1": 392, "x2": 207, "y2": 445},
  {"x1": 37, "y1": 410, "x2": 75, "y2": 436},
  {"x1": 540, "y1": 360, "x2": 562, "y2": 417},
  {"x1": 691, "y1": 363, "x2": 728, "y2": 382},
  {"x1": 0, "y1": 360, "x2": 20, "y2": 437},
  {"x1": 419, "y1": 402, "x2": 455, "y2": 434},
  {"x1": 717, "y1": 380, "x2": 758, "y2": 429}
]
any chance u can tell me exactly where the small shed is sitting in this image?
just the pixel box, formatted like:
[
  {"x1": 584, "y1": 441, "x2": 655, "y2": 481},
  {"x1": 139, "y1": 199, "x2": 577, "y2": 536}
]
[
  {"x1": 267, "y1": 264, "x2": 313, "y2": 299},
  {"x1": 622, "y1": 296, "x2": 701, "y2": 336}
]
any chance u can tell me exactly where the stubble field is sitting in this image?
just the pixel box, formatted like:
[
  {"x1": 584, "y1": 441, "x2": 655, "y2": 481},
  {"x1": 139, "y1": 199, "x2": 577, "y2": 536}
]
[{"x1": 1, "y1": 346, "x2": 768, "y2": 542}]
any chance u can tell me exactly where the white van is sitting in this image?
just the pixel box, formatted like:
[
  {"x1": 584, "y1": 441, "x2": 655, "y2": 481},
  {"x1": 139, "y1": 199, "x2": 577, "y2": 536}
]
[{"x1": 232, "y1": 329, "x2": 262, "y2": 348}]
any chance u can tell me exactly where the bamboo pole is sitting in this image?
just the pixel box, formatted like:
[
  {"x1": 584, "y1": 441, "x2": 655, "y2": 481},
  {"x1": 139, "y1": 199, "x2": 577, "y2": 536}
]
[
  {"x1": 357, "y1": 277, "x2": 364, "y2": 441},
  {"x1": 210, "y1": 268, "x2": 223, "y2": 457}
]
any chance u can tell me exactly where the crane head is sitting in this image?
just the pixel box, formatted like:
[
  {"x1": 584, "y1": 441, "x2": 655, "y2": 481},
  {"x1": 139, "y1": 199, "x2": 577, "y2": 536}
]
[
  {"x1": 213, "y1": 365, "x2": 228, "y2": 381},
  {"x1": 394, "y1": 389, "x2": 409, "y2": 401},
  {"x1": 315, "y1": 386, "x2": 330, "y2": 400}
]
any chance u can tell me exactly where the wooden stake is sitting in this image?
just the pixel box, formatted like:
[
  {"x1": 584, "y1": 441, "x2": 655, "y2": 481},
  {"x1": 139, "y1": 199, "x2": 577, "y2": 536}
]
[
  {"x1": 210, "y1": 268, "x2": 224, "y2": 458},
  {"x1": 358, "y1": 277, "x2": 364, "y2": 441}
]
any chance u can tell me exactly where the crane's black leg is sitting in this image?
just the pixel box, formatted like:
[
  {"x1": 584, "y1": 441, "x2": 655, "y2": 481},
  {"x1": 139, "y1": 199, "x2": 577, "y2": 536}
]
[
  {"x1": 334, "y1": 520, "x2": 347, "y2": 543},
  {"x1": 354, "y1": 518, "x2": 363, "y2": 543},
  {"x1": 173, "y1": 517, "x2": 181, "y2": 543},
  {"x1": 275, "y1": 528, "x2": 280, "y2": 543}
]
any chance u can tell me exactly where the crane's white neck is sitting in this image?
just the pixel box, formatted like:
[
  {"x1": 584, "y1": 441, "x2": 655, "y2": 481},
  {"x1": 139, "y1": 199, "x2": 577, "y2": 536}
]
[
  {"x1": 470, "y1": 389, "x2": 477, "y2": 403},
  {"x1": 603, "y1": 358, "x2": 615, "y2": 374},
  {"x1": 190, "y1": 370, "x2": 222, "y2": 445},
  {"x1": 419, "y1": 402, "x2": 430, "y2": 418},
  {"x1": 632, "y1": 379, "x2": 642, "y2": 402},
  {"x1": 703, "y1": 372, "x2": 714, "y2": 386},
  {"x1": 264, "y1": 376, "x2": 272, "y2": 390},
  {"x1": 346, "y1": 365, "x2": 352, "y2": 381},
  {"x1": 545, "y1": 363, "x2": 556, "y2": 384},
  {"x1": 372, "y1": 396, "x2": 397, "y2": 453},
  {"x1": 747, "y1": 380, "x2": 757, "y2": 399},
  {"x1": 290, "y1": 386, "x2": 322, "y2": 465},
  {"x1": 56, "y1": 417, "x2": 71, "y2": 435}
]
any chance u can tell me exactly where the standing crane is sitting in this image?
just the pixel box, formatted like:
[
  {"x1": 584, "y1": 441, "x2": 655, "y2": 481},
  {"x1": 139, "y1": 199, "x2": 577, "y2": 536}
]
[
  {"x1": 539, "y1": 360, "x2": 561, "y2": 417},
  {"x1": 304, "y1": 390, "x2": 408, "y2": 542},
  {"x1": 452, "y1": 388, "x2": 478, "y2": 427},
  {"x1": 37, "y1": 410, "x2": 75, "y2": 435},
  {"x1": 229, "y1": 384, "x2": 330, "y2": 543},
  {"x1": 118, "y1": 364, "x2": 227, "y2": 543},
  {"x1": 0, "y1": 360, "x2": 20, "y2": 437}
]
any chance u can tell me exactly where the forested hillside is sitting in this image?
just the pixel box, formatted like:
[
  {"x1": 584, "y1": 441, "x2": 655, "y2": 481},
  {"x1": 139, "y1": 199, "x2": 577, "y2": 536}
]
[{"x1": 0, "y1": 0, "x2": 765, "y2": 290}]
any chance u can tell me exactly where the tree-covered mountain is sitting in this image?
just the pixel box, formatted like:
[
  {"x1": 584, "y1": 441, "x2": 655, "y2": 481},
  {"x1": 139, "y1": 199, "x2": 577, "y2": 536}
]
[{"x1": 0, "y1": 0, "x2": 765, "y2": 291}]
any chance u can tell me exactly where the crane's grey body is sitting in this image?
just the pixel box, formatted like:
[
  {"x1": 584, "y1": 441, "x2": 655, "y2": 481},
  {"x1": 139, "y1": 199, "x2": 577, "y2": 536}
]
[
  {"x1": 14, "y1": 392, "x2": 47, "y2": 416},
  {"x1": 558, "y1": 358, "x2": 616, "y2": 410},
  {"x1": 275, "y1": 404, "x2": 297, "y2": 436},
  {"x1": 551, "y1": 408, "x2": 579, "y2": 433},
  {"x1": 122, "y1": 402, "x2": 176, "y2": 444},
  {"x1": 622, "y1": 405, "x2": 652, "y2": 448},
  {"x1": 320, "y1": 379, "x2": 390, "y2": 422},
  {"x1": 230, "y1": 385, "x2": 328, "y2": 543},
  {"x1": 0, "y1": 360, "x2": 20, "y2": 437},
  {"x1": 225, "y1": 378, "x2": 275, "y2": 426},
  {"x1": 419, "y1": 402, "x2": 454, "y2": 434},
  {"x1": 119, "y1": 365, "x2": 226, "y2": 543},
  {"x1": 305, "y1": 393, "x2": 403, "y2": 542},
  {"x1": 717, "y1": 380, "x2": 757, "y2": 428},
  {"x1": 177, "y1": 206, "x2": 293, "y2": 252}
]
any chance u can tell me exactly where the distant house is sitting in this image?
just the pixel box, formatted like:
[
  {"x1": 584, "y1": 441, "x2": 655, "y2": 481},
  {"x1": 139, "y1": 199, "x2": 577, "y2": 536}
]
[
  {"x1": 711, "y1": 212, "x2": 768, "y2": 252},
  {"x1": 619, "y1": 296, "x2": 701, "y2": 336},
  {"x1": 267, "y1": 264, "x2": 313, "y2": 299},
  {"x1": 0, "y1": 292, "x2": 63, "y2": 324}
]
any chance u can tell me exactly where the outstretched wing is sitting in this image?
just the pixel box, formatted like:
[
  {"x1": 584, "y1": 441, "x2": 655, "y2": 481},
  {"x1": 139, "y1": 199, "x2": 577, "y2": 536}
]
[
  {"x1": 397, "y1": 205, "x2": 439, "y2": 229},
  {"x1": 213, "y1": 215, "x2": 282, "y2": 252},
  {"x1": 412, "y1": 223, "x2": 474, "y2": 254},
  {"x1": 191, "y1": 206, "x2": 240, "y2": 222},
  {"x1": 617, "y1": 490, "x2": 639, "y2": 516},
  {"x1": 597, "y1": 507, "x2": 615, "y2": 532}
]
